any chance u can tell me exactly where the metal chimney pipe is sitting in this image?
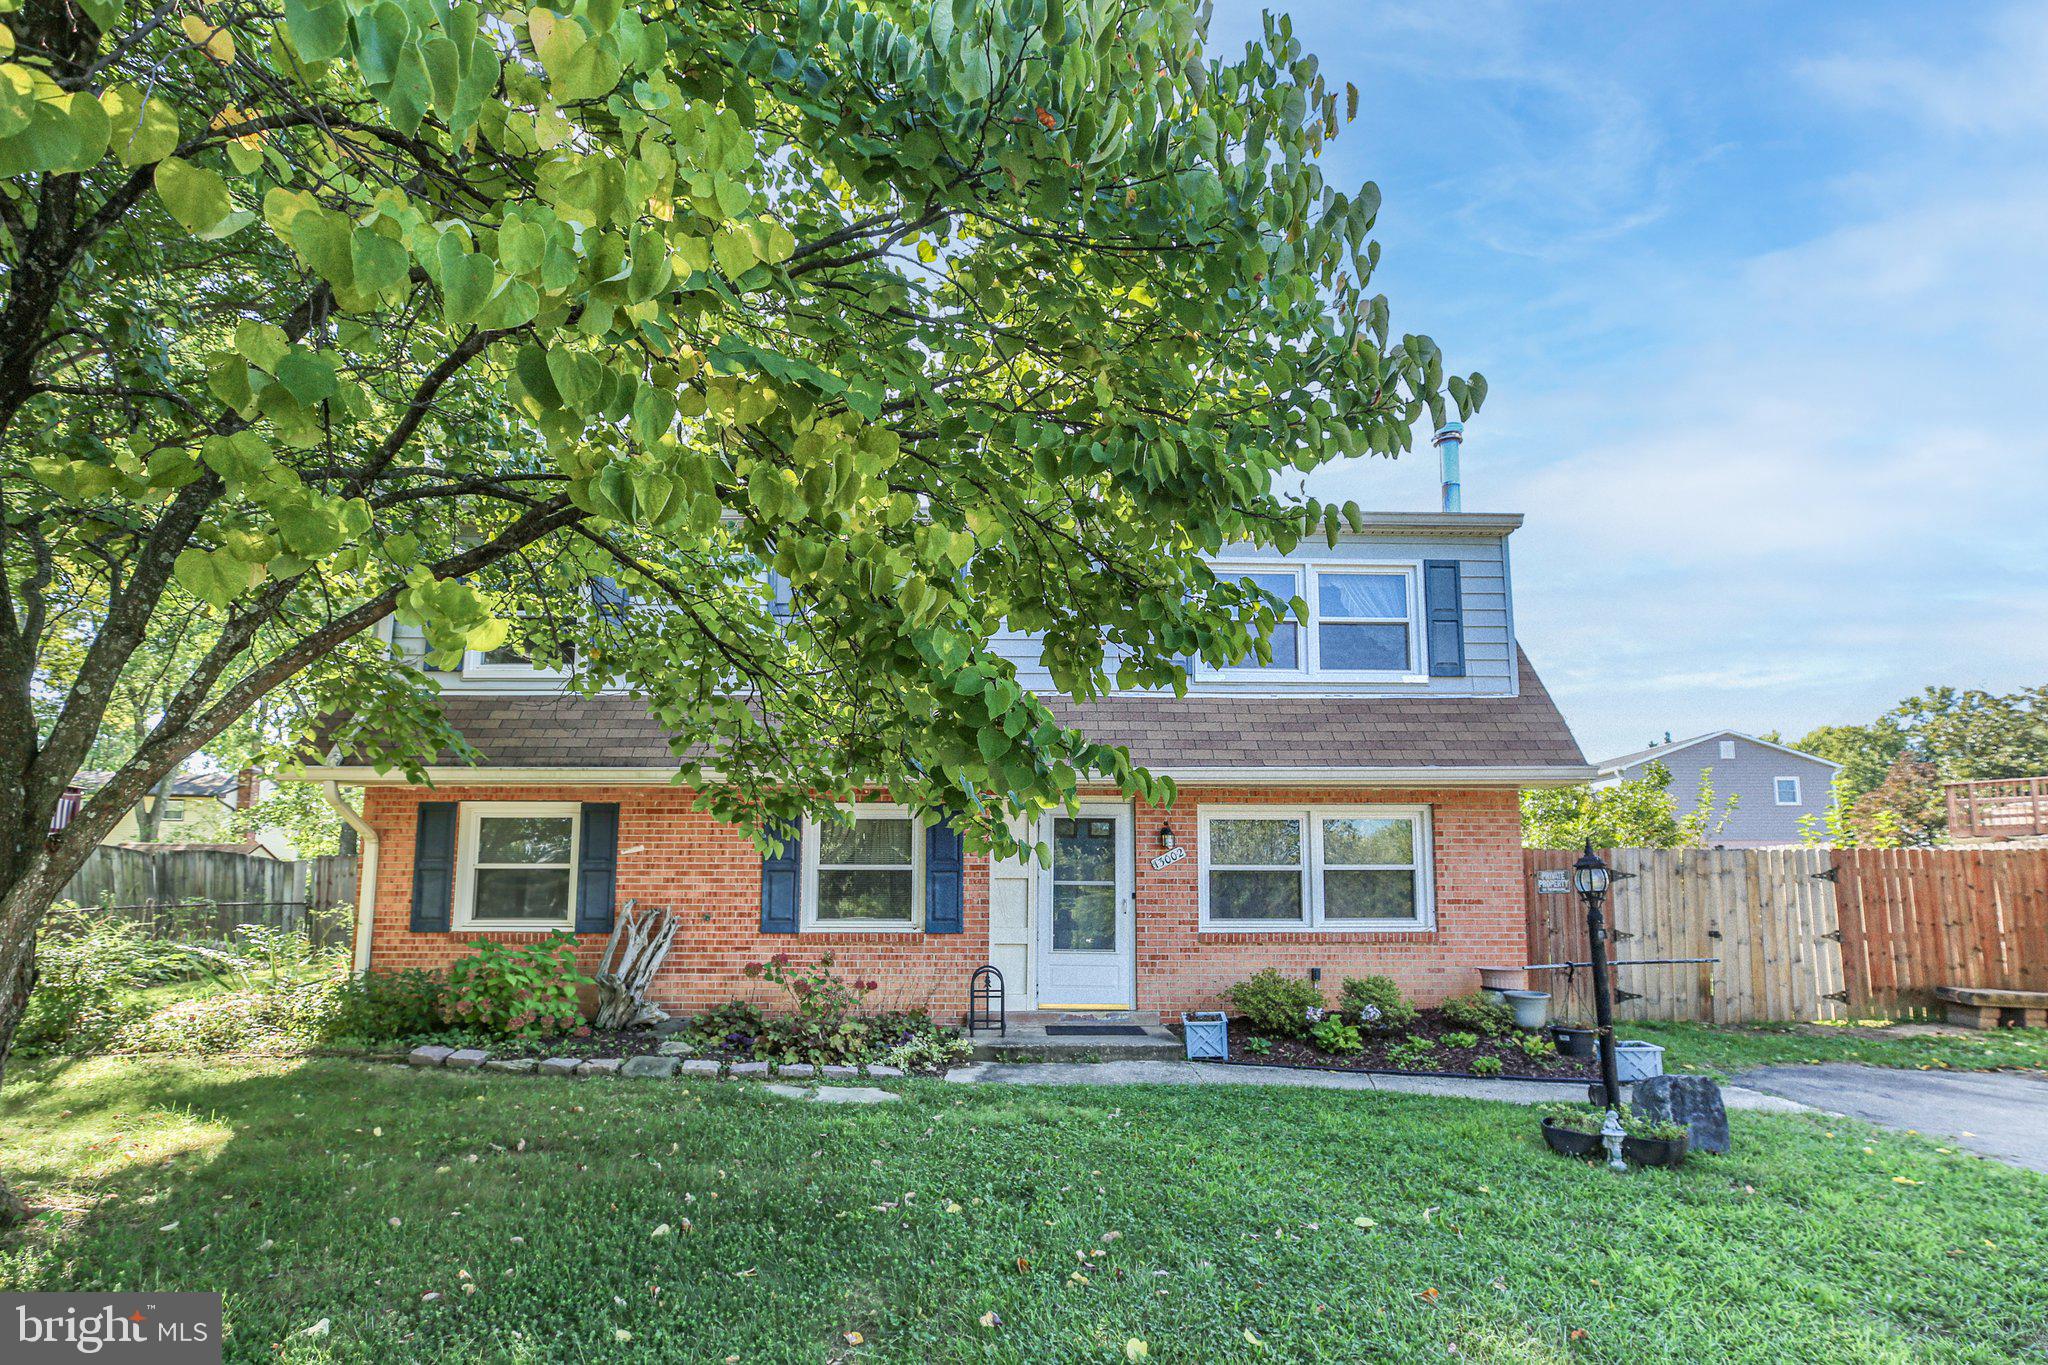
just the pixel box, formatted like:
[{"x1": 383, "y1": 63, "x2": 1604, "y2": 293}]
[{"x1": 1433, "y1": 421, "x2": 1464, "y2": 513}]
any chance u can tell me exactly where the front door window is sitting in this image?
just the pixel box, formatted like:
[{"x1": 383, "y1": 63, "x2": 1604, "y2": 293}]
[{"x1": 1052, "y1": 817, "x2": 1118, "y2": 951}]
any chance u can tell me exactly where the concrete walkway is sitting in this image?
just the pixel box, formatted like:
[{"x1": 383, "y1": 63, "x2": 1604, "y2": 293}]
[
  {"x1": 944, "y1": 1059, "x2": 1808, "y2": 1112},
  {"x1": 1733, "y1": 1064, "x2": 2048, "y2": 1173}
]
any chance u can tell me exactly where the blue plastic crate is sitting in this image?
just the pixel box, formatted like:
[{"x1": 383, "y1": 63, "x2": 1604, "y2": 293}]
[{"x1": 1182, "y1": 1011, "x2": 1230, "y2": 1060}]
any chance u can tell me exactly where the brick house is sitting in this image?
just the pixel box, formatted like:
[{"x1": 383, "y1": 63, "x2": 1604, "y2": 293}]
[{"x1": 306, "y1": 509, "x2": 1589, "y2": 1021}]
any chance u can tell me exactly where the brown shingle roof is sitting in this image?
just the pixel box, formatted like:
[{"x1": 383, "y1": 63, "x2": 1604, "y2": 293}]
[{"x1": 334, "y1": 650, "x2": 1583, "y2": 773}]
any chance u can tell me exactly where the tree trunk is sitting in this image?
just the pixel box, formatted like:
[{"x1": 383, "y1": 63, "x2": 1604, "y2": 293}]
[
  {"x1": 0, "y1": 871, "x2": 58, "y2": 1227},
  {"x1": 131, "y1": 768, "x2": 177, "y2": 843}
]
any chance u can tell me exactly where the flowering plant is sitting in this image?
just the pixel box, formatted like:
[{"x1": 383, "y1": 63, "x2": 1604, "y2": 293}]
[
  {"x1": 444, "y1": 933, "x2": 593, "y2": 1038},
  {"x1": 741, "y1": 952, "x2": 878, "y2": 1064}
]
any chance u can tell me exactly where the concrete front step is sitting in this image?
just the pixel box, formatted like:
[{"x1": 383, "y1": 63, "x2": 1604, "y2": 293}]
[{"x1": 966, "y1": 1012, "x2": 1183, "y2": 1062}]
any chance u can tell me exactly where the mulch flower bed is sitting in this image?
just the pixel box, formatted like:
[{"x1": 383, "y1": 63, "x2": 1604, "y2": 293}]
[{"x1": 1191, "y1": 1015, "x2": 1601, "y2": 1081}]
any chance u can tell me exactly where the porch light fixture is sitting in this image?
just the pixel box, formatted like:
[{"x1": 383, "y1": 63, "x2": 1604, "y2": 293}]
[
  {"x1": 1159, "y1": 822, "x2": 1177, "y2": 851},
  {"x1": 1573, "y1": 842, "x2": 1625, "y2": 1125}
]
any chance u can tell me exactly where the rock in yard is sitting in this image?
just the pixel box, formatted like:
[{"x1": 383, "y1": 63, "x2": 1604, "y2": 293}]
[
  {"x1": 621, "y1": 1055, "x2": 679, "y2": 1080},
  {"x1": 1630, "y1": 1075, "x2": 1731, "y2": 1154},
  {"x1": 485, "y1": 1058, "x2": 537, "y2": 1074},
  {"x1": 407, "y1": 1045, "x2": 454, "y2": 1068},
  {"x1": 820, "y1": 1064, "x2": 860, "y2": 1078},
  {"x1": 777, "y1": 1063, "x2": 816, "y2": 1078},
  {"x1": 811, "y1": 1086, "x2": 902, "y2": 1105},
  {"x1": 656, "y1": 1040, "x2": 694, "y2": 1057},
  {"x1": 729, "y1": 1061, "x2": 769, "y2": 1076},
  {"x1": 679, "y1": 1059, "x2": 722, "y2": 1074},
  {"x1": 578, "y1": 1057, "x2": 624, "y2": 1077},
  {"x1": 864, "y1": 1064, "x2": 905, "y2": 1078},
  {"x1": 538, "y1": 1057, "x2": 583, "y2": 1076},
  {"x1": 445, "y1": 1048, "x2": 490, "y2": 1070},
  {"x1": 761, "y1": 1083, "x2": 812, "y2": 1100}
]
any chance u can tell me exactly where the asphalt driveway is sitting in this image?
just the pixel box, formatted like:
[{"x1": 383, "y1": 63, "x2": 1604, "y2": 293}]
[{"x1": 1733, "y1": 1064, "x2": 2048, "y2": 1173}]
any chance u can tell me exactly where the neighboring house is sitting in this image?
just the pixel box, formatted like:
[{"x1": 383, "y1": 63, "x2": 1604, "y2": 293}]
[
  {"x1": 74, "y1": 768, "x2": 298, "y2": 859},
  {"x1": 306, "y1": 505, "x2": 1593, "y2": 1020},
  {"x1": 1593, "y1": 731, "x2": 1841, "y2": 848}
]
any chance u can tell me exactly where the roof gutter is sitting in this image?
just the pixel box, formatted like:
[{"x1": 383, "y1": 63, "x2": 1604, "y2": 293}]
[
  {"x1": 301, "y1": 763, "x2": 1597, "y2": 790},
  {"x1": 320, "y1": 781, "x2": 379, "y2": 975}
]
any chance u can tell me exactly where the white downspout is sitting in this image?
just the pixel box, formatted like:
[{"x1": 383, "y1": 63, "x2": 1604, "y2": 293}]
[{"x1": 321, "y1": 781, "x2": 379, "y2": 975}]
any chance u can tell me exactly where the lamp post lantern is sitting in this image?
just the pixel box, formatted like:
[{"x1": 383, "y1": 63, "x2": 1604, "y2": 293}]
[{"x1": 1573, "y1": 842, "x2": 1624, "y2": 1112}]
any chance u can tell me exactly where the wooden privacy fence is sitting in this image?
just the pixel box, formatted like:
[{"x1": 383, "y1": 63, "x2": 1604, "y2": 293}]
[
  {"x1": 1524, "y1": 846, "x2": 2048, "y2": 1022},
  {"x1": 60, "y1": 845, "x2": 358, "y2": 945},
  {"x1": 1523, "y1": 847, "x2": 1844, "y2": 1025},
  {"x1": 1832, "y1": 849, "x2": 2048, "y2": 1013}
]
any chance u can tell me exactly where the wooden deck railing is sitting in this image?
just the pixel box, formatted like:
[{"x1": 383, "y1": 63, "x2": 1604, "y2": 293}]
[{"x1": 1946, "y1": 776, "x2": 2048, "y2": 842}]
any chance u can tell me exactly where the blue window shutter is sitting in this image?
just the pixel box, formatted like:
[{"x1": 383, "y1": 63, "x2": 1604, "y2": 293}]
[
  {"x1": 410, "y1": 802, "x2": 457, "y2": 933},
  {"x1": 575, "y1": 803, "x2": 619, "y2": 934},
  {"x1": 1424, "y1": 559, "x2": 1466, "y2": 677},
  {"x1": 760, "y1": 821, "x2": 800, "y2": 933},
  {"x1": 925, "y1": 819, "x2": 964, "y2": 934}
]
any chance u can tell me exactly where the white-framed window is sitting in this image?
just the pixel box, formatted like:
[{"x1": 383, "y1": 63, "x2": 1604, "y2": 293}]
[
  {"x1": 1199, "y1": 804, "x2": 1434, "y2": 931},
  {"x1": 1774, "y1": 776, "x2": 1802, "y2": 805},
  {"x1": 1212, "y1": 566, "x2": 1304, "y2": 676},
  {"x1": 462, "y1": 622, "x2": 574, "y2": 680},
  {"x1": 160, "y1": 800, "x2": 185, "y2": 822},
  {"x1": 803, "y1": 804, "x2": 923, "y2": 931},
  {"x1": 1203, "y1": 562, "x2": 1424, "y2": 680},
  {"x1": 1719, "y1": 740, "x2": 1736, "y2": 759},
  {"x1": 454, "y1": 801, "x2": 580, "y2": 930}
]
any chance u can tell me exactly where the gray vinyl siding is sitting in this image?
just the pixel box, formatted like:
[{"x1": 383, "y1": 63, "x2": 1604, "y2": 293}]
[
  {"x1": 1607, "y1": 738, "x2": 1839, "y2": 847},
  {"x1": 989, "y1": 530, "x2": 1517, "y2": 699}
]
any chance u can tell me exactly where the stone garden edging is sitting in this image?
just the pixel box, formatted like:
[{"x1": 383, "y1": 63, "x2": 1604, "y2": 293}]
[{"x1": 401, "y1": 1042, "x2": 907, "y2": 1101}]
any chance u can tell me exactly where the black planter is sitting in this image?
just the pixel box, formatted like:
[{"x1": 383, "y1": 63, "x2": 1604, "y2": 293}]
[
  {"x1": 1551, "y1": 1025, "x2": 1597, "y2": 1058},
  {"x1": 1540, "y1": 1117, "x2": 1605, "y2": 1159},
  {"x1": 1622, "y1": 1132, "x2": 1689, "y2": 1168}
]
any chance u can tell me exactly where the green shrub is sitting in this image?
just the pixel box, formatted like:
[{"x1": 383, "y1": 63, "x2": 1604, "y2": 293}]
[
  {"x1": 1309, "y1": 1016, "x2": 1364, "y2": 1055},
  {"x1": 1338, "y1": 975, "x2": 1416, "y2": 1033},
  {"x1": 18, "y1": 956, "x2": 131, "y2": 1054},
  {"x1": 1441, "y1": 1030, "x2": 1481, "y2": 1049},
  {"x1": 1245, "y1": 1036, "x2": 1274, "y2": 1056},
  {"x1": 444, "y1": 934, "x2": 592, "y2": 1038},
  {"x1": 686, "y1": 1000, "x2": 767, "y2": 1053},
  {"x1": 325, "y1": 968, "x2": 447, "y2": 1042},
  {"x1": 881, "y1": 1030, "x2": 973, "y2": 1073},
  {"x1": 1223, "y1": 969, "x2": 1326, "y2": 1038},
  {"x1": 1470, "y1": 1055, "x2": 1504, "y2": 1077},
  {"x1": 117, "y1": 980, "x2": 339, "y2": 1054},
  {"x1": 1439, "y1": 990, "x2": 1514, "y2": 1036},
  {"x1": 1385, "y1": 1034, "x2": 1437, "y2": 1069},
  {"x1": 1513, "y1": 1032, "x2": 1558, "y2": 1060}
]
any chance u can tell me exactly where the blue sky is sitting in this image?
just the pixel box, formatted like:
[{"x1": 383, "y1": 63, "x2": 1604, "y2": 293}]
[{"x1": 1207, "y1": 1, "x2": 2048, "y2": 760}]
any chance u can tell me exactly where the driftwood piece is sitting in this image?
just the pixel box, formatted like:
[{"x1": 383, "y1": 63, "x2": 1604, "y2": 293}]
[{"x1": 593, "y1": 900, "x2": 679, "y2": 1030}]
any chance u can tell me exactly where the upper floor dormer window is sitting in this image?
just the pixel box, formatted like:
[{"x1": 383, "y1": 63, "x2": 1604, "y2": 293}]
[{"x1": 1209, "y1": 562, "x2": 1424, "y2": 681}]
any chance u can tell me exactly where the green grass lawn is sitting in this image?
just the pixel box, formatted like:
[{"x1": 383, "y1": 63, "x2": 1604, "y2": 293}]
[
  {"x1": 4, "y1": 1058, "x2": 2044, "y2": 1362},
  {"x1": 1624, "y1": 1020, "x2": 2048, "y2": 1077}
]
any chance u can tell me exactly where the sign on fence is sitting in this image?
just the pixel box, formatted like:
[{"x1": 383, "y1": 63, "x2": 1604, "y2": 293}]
[{"x1": 1534, "y1": 868, "x2": 1573, "y2": 895}]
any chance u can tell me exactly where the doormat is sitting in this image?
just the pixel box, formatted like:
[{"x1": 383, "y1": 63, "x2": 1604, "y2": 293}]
[{"x1": 1045, "y1": 1024, "x2": 1149, "y2": 1036}]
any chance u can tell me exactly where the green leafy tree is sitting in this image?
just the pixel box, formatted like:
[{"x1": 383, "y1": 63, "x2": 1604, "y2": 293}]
[
  {"x1": 1800, "y1": 758, "x2": 1942, "y2": 849},
  {"x1": 1794, "y1": 685, "x2": 2048, "y2": 831},
  {"x1": 1521, "y1": 762, "x2": 1738, "y2": 850},
  {"x1": 0, "y1": 0, "x2": 1478, "y2": 1220}
]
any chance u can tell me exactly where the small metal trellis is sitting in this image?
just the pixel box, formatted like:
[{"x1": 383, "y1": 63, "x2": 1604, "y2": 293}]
[{"x1": 967, "y1": 964, "x2": 1006, "y2": 1037}]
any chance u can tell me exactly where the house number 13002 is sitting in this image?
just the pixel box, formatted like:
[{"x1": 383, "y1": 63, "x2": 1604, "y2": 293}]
[{"x1": 1149, "y1": 846, "x2": 1189, "y2": 871}]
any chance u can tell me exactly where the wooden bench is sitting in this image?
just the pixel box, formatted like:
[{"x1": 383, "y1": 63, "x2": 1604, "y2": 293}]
[{"x1": 1933, "y1": 986, "x2": 2048, "y2": 1029}]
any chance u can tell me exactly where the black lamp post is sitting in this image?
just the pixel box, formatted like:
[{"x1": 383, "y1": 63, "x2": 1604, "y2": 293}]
[{"x1": 1573, "y1": 841, "x2": 1623, "y2": 1110}]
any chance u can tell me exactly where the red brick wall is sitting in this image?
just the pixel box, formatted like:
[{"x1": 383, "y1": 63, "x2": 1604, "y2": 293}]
[
  {"x1": 1127, "y1": 786, "x2": 1527, "y2": 1012},
  {"x1": 358, "y1": 782, "x2": 1526, "y2": 1021},
  {"x1": 359, "y1": 784, "x2": 989, "y2": 1021}
]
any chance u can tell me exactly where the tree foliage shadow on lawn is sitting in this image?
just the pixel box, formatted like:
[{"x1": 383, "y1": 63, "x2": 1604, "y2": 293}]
[{"x1": 3, "y1": 1057, "x2": 2045, "y2": 1363}]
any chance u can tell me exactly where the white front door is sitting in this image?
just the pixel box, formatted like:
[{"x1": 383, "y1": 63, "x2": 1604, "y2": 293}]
[{"x1": 1035, "y1": 804, "x2": 1134, "y2": 1009}]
